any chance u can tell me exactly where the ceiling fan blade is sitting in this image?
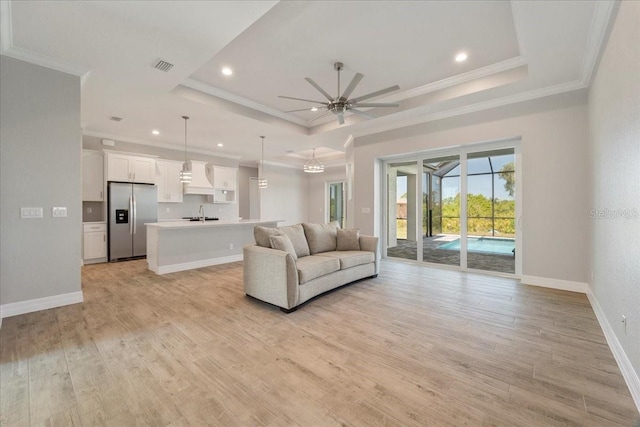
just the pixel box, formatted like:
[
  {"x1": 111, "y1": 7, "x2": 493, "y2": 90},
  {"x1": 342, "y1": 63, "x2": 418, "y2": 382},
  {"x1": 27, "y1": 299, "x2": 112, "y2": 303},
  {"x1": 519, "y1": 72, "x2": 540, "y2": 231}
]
[
  {"x1": 309, "y1": 109, "x2": 332, "y2": 123},
  {"x1": 349, "y1": 108, "x2": 375, "y2": 119},
  {"x1": 350, "y1": 85, "x2": 400, "y2": 103},
  {"x1": 341, "y1": 72, "x2": 364, "y2": 100},
  {"x1": 305, "y1": 77, "x2": 334, "y2": 102},
  {"x1": 337, "y1": 113, "x2": 345, "y2": 125},
  {"x1": 285, "y1": 108, "x2": 323, "y2": 113},
  {"x1": 351, "y1": 102, "x2": 399, "y2": 108},
  {"x1": 278, "y1": 95, "x2": 327, "y2": 105}
]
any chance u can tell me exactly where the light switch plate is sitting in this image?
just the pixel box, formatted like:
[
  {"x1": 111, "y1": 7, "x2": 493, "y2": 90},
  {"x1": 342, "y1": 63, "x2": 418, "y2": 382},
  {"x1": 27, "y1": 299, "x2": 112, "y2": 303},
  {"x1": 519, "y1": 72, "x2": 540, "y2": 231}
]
[
  {"x1": 21, "y1": 207, "x2": 43, "y2": 218},
  {"x1": 52, "y1": 207, "x2": 67, "y2": 217},
  {"x1": 361, "y1": 207, "x2": 370, "y2": 214}
]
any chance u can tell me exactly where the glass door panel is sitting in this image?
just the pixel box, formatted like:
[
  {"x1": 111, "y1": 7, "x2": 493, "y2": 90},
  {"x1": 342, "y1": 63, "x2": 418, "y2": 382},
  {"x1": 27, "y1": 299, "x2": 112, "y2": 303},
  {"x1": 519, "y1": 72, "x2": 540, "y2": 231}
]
[
  {"x1": 466, "y1": 149, "x2": 515, "y2": 273},
  {"x1": 328, "y1": 182, "x2": 345, "y2": 228},
  {"x1": 387, "y1": 161, "x2": 418, "y2": 261},
  {"x1": 422, "y1": 155, "x2": 460, "y2": 266}
]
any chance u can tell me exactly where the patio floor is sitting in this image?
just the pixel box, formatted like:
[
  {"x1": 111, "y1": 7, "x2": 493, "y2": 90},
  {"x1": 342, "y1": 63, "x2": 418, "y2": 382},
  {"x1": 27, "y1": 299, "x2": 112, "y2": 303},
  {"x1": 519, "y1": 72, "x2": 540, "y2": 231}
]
[{"x1": 387, "y1": 236, "x2": 515, "y2": 274}]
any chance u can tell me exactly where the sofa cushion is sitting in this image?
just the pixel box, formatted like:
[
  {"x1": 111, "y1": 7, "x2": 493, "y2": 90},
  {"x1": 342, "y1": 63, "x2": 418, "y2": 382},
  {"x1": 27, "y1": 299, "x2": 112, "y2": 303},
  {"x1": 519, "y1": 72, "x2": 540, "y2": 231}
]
[
  {"x1": 316, "y1": 251, "x2": 375, "y2": 270},
  {"x1": 302, "y1": 221, "x2": 340, "y2": 254},
  {"x1": 269, "y1": 235, "x2": 297, "y2": 260},
  {"x1": 279, "y1": 224, "x2": 310, "y2": 258},
  {"x1": 295, "y1": 255, "x2": 340, "y2": 284},
  {"x1": 254, "y1": 226, "x2": 283, "y2": 248},
  {"x1": 336, "y1": 228, "x2": 360, "y2": 251}
]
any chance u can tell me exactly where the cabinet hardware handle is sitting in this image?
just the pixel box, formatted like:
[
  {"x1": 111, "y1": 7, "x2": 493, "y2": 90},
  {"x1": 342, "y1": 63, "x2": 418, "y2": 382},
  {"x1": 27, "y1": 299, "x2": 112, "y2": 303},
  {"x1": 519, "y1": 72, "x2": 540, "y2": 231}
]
[
  {"x1": 103, "y1": 235, "x2": 105, "y2": 242},
  {"x1": 100, "y1": 191, "x2": 103, "y2": 199}
]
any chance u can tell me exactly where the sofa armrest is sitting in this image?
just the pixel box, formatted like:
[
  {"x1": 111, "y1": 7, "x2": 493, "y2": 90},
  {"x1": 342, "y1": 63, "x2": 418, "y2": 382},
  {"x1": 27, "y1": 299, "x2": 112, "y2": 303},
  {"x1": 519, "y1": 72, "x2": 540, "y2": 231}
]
[
  {"x1": 359, "y1": 235, "x2": 380, "y2": 274},
  {"x1": 243, "y1": 244, "x2": 299, "y2": 309}
]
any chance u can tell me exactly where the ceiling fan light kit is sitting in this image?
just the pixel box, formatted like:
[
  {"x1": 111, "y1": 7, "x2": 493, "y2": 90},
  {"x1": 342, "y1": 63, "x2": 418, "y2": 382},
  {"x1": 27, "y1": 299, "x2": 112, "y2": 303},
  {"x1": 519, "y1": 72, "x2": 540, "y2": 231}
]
[
  {"x1": 303, "y1": 148, "x2": 324, "y2": 174},
  {"x1": 279, "y1": 61, "x2": 400, "y2": 125}
]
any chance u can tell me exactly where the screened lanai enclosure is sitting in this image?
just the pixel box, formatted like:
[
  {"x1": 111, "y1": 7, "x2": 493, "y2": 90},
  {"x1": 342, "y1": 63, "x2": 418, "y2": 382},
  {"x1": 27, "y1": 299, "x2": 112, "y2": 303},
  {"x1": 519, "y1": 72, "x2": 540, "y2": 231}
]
[{"x1": 386, "y1": 148, "x2": 516, "y2": 274}]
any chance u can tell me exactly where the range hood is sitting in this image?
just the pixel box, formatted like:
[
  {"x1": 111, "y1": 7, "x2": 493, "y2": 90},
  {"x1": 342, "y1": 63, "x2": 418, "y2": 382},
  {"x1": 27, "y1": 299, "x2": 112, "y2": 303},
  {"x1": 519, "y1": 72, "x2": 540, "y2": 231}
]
[{"x1": 183, "y1": 160, "x2": 215, "y2": 195}]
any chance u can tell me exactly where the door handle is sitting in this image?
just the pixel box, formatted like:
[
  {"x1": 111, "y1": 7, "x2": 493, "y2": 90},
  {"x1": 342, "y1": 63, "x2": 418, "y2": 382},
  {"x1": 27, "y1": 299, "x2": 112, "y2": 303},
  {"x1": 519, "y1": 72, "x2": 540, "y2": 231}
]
[
  {"x1": 133, "y1": 195, "x2": 137, "y2": 234},
  {"x1": 129, "y1": 195, "x2": 133, "y2": 235}
]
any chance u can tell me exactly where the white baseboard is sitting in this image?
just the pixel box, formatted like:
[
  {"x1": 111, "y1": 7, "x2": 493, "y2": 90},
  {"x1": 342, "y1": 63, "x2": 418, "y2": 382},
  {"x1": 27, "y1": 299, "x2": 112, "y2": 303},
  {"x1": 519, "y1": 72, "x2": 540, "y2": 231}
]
[
  {"x1": 520, "y1": 275, "x2": 590, "y2": 293},
  {"x1": 587, "y1": 290, "x2": 640, "y2": 413},
  {"x1": 0, "y1": 291, "x2": 84, "y2": 319},
  {"x1": 154, "y1": 254, "x2": 243, "y2": 275}
]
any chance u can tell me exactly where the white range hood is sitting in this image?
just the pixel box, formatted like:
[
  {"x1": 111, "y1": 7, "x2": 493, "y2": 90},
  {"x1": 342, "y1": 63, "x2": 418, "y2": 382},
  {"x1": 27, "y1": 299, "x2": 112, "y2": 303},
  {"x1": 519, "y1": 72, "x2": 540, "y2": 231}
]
[{"x1": 183, "y1": 160, "x2": 215, "y2": 195}]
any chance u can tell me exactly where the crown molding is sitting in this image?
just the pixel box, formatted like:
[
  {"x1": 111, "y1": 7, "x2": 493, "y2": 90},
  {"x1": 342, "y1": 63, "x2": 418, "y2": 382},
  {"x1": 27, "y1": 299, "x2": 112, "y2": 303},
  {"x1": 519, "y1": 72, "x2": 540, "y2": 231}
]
[
  {"x1": 83, "y1": 130, "x2": 242, "y2": 160},
  {"x1": 182, "y1": 78, "x2": 309, "y2": 127},
  {"x1": 579, "y1": 0, "x2": 617, "y2": 86},
  {"x1": 0, "y1": 1, "x2": 90, "y2": 78},
  {"x1": 379, "y1": 56, "x2": 527, "y2": 103}
]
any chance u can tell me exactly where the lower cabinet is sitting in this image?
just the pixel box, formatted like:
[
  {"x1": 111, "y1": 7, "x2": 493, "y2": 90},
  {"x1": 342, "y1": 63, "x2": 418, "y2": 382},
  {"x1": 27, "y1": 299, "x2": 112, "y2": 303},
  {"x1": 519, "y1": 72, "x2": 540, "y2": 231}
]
[{"x1": 83, "y1": 223, "x2": 107, "y2": 263}]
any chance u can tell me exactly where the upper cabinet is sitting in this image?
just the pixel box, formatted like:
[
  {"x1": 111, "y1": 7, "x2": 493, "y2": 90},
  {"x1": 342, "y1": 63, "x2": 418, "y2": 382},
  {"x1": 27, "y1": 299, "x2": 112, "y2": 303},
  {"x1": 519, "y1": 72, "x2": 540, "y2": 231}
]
[
  {"x1": 82, "y1": 150, "x2": 104, "y2": 201},
  {"x1": 106, "y1": 153, "x2": 156, "y2": 184},
  {"x1": 211, "y1": 166, "x2": 237, "y2": 190},
  {"x1": 156, "y1": 160, "x2": 183, "y2": 203}
]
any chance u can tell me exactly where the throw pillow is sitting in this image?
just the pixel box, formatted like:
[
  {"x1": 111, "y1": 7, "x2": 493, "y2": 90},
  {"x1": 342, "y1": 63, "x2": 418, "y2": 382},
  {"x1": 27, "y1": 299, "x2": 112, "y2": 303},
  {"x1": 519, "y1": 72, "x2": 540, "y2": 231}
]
[
  {"x1": 278, "y1": 224, "x2": 310, "y2": 258},
  {"x1": 268, "y1": 235, "x2": 298, "y2": 260},
  {"x1": 302, "y1": 222, "x2": 340, "y2": 254},
  {"x1": 254, "y1": 226, "x2": 282, "y2": 248},
  {"x1": 337, "y1": 228, "x2": 360, "y2": 251}
]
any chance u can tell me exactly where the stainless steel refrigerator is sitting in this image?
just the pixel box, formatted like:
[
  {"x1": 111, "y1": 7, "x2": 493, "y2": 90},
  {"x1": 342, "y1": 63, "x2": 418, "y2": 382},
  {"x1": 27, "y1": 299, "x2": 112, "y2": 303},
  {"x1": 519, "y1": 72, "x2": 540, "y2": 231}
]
[{"x1": 108, "y1": 182, "x2": 157, "y2": 261}]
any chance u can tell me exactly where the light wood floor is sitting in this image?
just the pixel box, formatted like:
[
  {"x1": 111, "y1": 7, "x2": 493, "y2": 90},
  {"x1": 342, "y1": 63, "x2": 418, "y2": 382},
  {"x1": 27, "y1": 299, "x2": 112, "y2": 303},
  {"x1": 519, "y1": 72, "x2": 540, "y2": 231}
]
[{"x1": 1, "y1": 259, "x2": 638, "y2": 426}]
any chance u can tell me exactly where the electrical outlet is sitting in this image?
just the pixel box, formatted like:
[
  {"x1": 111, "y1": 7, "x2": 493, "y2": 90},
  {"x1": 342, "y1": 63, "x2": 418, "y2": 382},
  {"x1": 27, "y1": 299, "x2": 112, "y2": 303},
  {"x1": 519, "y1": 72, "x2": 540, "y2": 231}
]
[
  {"x1": 87, "y1": 207, "x2": 92, "y2": 214},
  {"x1": 229, "y1": 243, "x2": 234, "y2": 250},
  {"x1": 165, "y1": 207, "x2": 170, "y2": 213},
  {"x1": 622, "y1": 315, "x2": 627, "y2": 334}
]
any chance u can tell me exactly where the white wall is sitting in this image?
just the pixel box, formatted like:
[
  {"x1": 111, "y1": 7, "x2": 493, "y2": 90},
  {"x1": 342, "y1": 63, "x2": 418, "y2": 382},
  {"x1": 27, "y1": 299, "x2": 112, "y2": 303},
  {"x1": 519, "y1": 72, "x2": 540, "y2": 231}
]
[
  {"x1": 352, "y1": 90, "x2": 590, "y2": 284},
  {"x1": 259, "y1": 164, "x2": 309, "y2": 225},
  {"x1": 1, "y1": 56, "x2": 82, "y2": 307},
  {"x1": 588, "y1": 1, "x2": 640, "y2": 378},
  {"x1": 238, "y1": 166, "x2": 258, "y2": 220},
  {"x1": 307, "y1": 166, "x2": 346, "y2": 224}
]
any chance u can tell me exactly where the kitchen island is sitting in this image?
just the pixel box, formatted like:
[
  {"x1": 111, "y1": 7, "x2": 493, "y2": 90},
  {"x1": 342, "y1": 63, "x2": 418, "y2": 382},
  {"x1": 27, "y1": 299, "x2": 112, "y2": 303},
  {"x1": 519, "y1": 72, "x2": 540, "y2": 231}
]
[{"x1": 146, "y1": 219, "x2": 281, "y2": 274}]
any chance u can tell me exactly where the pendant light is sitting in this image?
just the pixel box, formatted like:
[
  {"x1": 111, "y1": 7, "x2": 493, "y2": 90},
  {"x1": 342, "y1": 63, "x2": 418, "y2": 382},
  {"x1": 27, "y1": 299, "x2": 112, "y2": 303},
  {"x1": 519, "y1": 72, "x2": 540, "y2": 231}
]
[
  {"x1": 258, "y1": 136, "x2": 267, "y2": 189},
  {"x1": 179, "y1": 115, "x2": 192, "y2": 183},
  {"x1": 303, "y1": 148, "x2": 324, "y2": 173}
]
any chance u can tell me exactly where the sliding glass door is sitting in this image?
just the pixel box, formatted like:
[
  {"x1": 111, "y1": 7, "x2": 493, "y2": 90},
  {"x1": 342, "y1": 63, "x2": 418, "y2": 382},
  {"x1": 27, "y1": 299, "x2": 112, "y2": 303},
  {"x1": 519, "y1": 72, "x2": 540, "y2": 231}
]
[{"x1": 384, "y1": 142, "x2": 519, "y2": 275}]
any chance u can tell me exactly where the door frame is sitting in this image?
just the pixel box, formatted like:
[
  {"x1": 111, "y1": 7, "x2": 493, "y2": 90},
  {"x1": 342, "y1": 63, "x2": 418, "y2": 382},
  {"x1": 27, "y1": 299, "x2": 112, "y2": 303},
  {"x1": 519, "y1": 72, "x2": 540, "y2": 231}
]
[
  {"x1": 381, "y1": 138, "x2": 522, "y2": 277},
  {"x1": 325, "y1": 180, "x2": 347, "y2": 227}
]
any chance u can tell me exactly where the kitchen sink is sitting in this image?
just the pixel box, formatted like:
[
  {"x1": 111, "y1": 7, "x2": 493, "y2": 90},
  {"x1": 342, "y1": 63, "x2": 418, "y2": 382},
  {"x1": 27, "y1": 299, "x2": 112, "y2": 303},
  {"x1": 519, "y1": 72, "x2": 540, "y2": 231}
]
[{"x1": 182, "y1": 217, "x2": 219, "y2": 222}]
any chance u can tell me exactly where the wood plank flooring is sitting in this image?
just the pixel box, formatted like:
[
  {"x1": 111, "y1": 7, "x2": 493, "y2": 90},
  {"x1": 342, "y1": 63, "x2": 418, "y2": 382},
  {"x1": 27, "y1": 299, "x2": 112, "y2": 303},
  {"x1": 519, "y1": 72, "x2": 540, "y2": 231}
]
[{"x1": 1, "y1": 259, "x2": 638, "y2": 426}]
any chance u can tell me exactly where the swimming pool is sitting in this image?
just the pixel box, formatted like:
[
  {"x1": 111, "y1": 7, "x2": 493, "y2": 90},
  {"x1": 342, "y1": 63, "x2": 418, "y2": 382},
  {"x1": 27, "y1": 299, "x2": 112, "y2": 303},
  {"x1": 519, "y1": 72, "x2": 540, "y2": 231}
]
[{"x1": 439, "y1": 237, "x2": 515, "y2": 255}]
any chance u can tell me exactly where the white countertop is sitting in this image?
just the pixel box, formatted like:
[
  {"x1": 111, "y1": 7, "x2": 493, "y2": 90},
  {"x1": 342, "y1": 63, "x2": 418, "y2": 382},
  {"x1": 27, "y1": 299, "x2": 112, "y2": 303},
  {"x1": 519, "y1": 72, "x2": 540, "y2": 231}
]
[{"x1": 145, "y1": 219, "x2": 282, "y2": 229}]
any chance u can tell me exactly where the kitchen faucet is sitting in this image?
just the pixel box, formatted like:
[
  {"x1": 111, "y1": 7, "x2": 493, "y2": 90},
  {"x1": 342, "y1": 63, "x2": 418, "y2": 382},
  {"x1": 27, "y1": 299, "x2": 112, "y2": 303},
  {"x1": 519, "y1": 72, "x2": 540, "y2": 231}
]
[{"x1": 199, "y1": 204, "x2": 205, "y2": 222}]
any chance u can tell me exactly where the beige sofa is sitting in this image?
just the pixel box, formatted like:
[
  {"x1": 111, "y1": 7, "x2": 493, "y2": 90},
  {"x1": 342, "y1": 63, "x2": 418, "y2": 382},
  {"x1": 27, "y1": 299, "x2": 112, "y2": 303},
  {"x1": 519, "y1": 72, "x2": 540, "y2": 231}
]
[{"x1": 243, "y1": 222, "x2": 379, "y2": 312}]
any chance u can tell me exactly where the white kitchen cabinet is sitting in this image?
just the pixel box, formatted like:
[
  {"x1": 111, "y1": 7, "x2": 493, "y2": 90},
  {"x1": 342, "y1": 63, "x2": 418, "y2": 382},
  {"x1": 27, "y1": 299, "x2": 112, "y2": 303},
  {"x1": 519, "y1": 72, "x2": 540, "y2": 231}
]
[
  {"x1": 106, "y1": 153, "x2": 156, "y2": 184},
  {"x1": 212, "y1": 166, "x2": 237, "y2": 190},
  {"x1": 82, "y1": 150, "x2": 104, "y2": 201},
  {"x1": 156, "y1": 160, "x2": 183, "y2": 203},
  {"x1": 83, "y1": 223, "x2": 107, "y2": 263}
]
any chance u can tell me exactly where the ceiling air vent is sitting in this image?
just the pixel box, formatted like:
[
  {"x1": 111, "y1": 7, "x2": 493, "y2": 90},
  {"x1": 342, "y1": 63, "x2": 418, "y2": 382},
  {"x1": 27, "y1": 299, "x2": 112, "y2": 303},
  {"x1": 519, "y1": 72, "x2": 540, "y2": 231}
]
[
  {"x1": 110, "y1": 116, "x2": 123, "y2": 122},
  {"x1": 153, "y1": 59, "x2": 174, "y2": 72}
]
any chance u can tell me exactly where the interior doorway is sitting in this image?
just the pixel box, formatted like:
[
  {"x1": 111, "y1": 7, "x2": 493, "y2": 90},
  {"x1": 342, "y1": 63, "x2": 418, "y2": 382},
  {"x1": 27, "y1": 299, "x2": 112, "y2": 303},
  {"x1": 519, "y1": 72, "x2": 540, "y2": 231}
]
[{"x1": 327, "y1": 181, "x2": 345, "y2": 228}]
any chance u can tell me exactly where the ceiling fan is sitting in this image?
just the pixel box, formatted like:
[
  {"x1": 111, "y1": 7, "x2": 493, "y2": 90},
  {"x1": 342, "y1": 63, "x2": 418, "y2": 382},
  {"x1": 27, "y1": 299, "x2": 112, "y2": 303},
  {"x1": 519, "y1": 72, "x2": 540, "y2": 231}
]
[{"x1": 279, "y1": 62, "x2": 400, "y2": 125}]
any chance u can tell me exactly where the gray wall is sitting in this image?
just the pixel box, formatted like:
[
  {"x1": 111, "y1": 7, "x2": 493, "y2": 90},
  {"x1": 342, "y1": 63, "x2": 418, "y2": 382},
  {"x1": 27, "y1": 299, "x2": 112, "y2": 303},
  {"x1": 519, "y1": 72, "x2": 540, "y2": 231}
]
[
  {"x1": 259, "y1": 164, "x2": 309, "y2": 226},
  {"x1": 352, "y1": 91, "x2": 591, "y2": 284},
  {"x1": 238, "y1": 166, "x2": 258, "y2": 220},
  {"x1": 588, "y1": 1, "x2": 640, "y2": 377},
  {"x1": 1, "y1": 56, "x2": 82, "y2": 305}
]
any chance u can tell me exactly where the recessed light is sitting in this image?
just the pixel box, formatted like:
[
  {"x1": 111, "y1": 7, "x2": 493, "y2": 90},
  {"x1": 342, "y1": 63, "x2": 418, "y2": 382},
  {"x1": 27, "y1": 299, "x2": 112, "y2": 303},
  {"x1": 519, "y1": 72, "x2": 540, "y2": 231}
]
[
  {"x1": 151, "y1": 130, "x2": 160, "y2": 135},
  {"x1": 311, "y1": 107, "x2": 319, "y2": 112},
  {"x1": 455, "y1": 52, "x2": 468, "y2": 62},
  {"x1": 221, "y1": 67, "x2": 233, "y2": 76},
  {"x1": 217, "y1": 143, "x2": 224, "y2": 147}
]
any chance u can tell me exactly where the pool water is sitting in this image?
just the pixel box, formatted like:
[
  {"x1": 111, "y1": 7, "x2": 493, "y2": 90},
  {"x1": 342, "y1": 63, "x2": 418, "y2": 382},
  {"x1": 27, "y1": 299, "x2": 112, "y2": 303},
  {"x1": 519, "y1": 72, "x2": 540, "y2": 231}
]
[{"x1": 439, "y1": 237, "x2": 515, "y2": 255}]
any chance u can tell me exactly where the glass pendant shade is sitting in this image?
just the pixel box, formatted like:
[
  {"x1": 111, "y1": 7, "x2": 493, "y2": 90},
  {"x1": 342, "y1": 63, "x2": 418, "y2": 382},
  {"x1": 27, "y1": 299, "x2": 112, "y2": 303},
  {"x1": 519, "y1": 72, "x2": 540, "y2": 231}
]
[
  {"x1": 304, "y1": 149, "x2": 324, "y2": 173},
  {"x1": 180, "y1": 115, "x2": 192, "y2": 183}
]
